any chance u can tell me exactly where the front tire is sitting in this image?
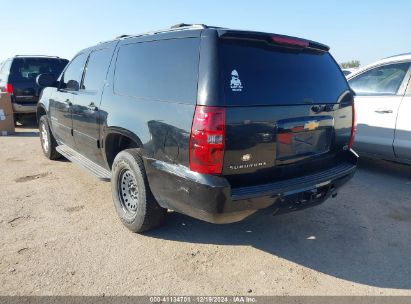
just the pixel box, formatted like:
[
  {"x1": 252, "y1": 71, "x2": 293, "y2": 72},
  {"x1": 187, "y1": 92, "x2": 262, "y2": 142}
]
[
  {"x1": 111, "y1": 149, "x2": 166, "y2": 233},
  {"x1": 39, "y1": 115, "x2": 61, "y2": 160}
]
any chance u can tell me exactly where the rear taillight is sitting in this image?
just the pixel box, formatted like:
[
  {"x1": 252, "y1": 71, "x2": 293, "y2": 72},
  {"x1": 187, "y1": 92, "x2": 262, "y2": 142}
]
[
  {"x1": 348, "y1": 102, "x2": 356, "y2": 149},
  {"x1": 189, "y1": 106, "x2": 225, "y2": 174},
  {"x1": 4, "y1": 83, "x2": 13, "y2": 95}
]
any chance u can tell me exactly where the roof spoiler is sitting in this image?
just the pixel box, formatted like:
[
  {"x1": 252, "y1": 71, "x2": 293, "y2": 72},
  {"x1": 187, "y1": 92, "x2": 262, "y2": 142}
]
[{"x1": 219, "y1": 31, "x2": 330, "y2": 52}]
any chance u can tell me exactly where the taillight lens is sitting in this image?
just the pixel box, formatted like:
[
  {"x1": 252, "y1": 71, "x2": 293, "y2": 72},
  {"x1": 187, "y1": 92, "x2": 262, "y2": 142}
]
[
  {"x1": 348, "y1": 102, "x2": 356, "y2": 149},
  {"x1": 189, "y1": 106, "x2": 225, "y2": 174},
  {"x1": 4, "y1": 83, "x2": 13, "y2": 94},
  {"x1": 271, "y1": 35, "x2": 309, "y2": 48}
]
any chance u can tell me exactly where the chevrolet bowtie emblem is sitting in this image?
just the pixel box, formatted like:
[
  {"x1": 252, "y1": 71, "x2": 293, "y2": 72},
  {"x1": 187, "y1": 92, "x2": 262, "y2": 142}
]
[
  {"x1": 304, "y1": 121, "x2": 319, "y2": 131},
  {"x1": 241, "y1": 154, "x2": 251, "y2": 162}
]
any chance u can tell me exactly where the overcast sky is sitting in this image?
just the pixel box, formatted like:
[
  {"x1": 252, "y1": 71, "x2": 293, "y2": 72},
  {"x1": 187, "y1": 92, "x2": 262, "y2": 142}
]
[{"x1": 1, "y1": 0, "x2": 410, "y2": 66}]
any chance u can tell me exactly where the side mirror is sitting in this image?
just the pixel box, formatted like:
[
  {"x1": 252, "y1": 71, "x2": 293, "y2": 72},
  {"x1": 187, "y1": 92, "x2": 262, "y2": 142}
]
[
  {"x1": 66, "y1": 80, "x2": 80, "y2": 91},
  {"x1": 36, "y1": 73, "x2": 58, "y2": 88}
]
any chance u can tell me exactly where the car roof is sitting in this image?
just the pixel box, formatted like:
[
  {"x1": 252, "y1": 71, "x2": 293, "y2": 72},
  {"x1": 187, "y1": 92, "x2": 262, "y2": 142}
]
[
  {"x1": 75, "y1": 23, "x2": 330, "y2": 61},
  {"x1": 12, "y1": 55, "x2": 66, "y2": 59},
  {"x1": 104, "y1": 24, "x2": 214, "y2": 43},
  {"x1": 99, "y1": 23, "x2": 328, "y2": 50},
  {"x1": 1, "y1": 56, "x2": 68, "y2": 63},
  {"x1": 347, "y1": 52, "x2": 411, "y2": 79}
]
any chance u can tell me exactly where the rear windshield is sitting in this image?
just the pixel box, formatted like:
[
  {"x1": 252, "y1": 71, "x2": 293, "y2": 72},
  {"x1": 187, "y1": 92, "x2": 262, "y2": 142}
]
[
  {"x1": 9, "y1": 58, "x2": 68, "y2": 82},
  {"x1": 220, "y1": 39, "x2": 349, "y2": 105}
]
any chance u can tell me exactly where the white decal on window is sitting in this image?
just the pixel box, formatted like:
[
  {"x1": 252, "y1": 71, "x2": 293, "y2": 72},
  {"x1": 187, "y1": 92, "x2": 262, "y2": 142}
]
[{"x1": 230, "y1": 69, "x2": 243, "y2": 92}]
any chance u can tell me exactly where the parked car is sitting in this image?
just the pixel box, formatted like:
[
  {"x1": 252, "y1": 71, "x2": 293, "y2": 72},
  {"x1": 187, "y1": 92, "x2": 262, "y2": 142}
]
[
  {"x1": 347, "y1": 53, "x2": 411, "y2": 164},
  {"x1": 0, "y1": 55, "x2": 68, "y2": 122},
  {"x1": 36, "y1": 24, "x2": 357, "y2": 232}
]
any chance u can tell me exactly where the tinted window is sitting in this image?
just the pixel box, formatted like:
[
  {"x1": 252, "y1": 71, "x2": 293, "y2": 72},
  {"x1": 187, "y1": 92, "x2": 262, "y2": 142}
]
[
  {"x1": 220, "y1": 40, "x2": 349, "y2": 106},
  {"x1": 348, "y1": 62, "x2": 410, "y2": 95},
  {"x1": 9, "y1": 58, "x2": 68, "y2": 82},
  {"x1": 61, "y1": 54, "x2": 87, "y2": 91},
  {"x1": 114, "y1": 38, "x2": 200, "y2": 103},
  {"x1": 82, "y1": 48, "x2": 113, "y2": 91}
]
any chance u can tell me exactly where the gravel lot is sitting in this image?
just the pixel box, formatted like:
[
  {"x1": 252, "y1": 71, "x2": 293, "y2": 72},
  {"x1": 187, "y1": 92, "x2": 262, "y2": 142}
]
[{"x1": 0, "y1": 123, "x2": 410, "y2": 296}]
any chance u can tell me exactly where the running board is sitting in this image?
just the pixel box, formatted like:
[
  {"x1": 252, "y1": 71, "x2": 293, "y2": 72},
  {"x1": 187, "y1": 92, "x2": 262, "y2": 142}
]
[{"x1": 56, "y1": 144, "x2": 111, "y2": 181}]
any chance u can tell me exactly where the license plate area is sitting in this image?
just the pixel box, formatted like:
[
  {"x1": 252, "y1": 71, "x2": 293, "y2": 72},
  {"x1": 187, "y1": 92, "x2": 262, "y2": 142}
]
[{"x1": 276, "y1": 116, "x2": 334, "y2": 163}]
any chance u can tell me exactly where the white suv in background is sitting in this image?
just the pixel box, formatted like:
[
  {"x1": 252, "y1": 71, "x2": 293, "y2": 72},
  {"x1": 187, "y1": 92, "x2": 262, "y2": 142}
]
[{"x1": 347, "y1": 53, "x2": 411, "y2": 164}]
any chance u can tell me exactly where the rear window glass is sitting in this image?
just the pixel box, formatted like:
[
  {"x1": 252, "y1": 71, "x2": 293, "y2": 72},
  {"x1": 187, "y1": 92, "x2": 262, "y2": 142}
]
[
  {"x1": 114, "y1": 38, "x2": 200, "y2": 103},
  {"x1": 220, "y1": 39, "x2": 349, "y2": 105},
  {"x1": 9, "y1": 58, "x2": 68, "y2": 82}
]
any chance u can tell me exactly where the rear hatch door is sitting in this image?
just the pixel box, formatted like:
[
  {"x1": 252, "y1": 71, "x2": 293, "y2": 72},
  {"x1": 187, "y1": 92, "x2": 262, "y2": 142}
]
[
  {"x1": 217, "y1": 33, "x2": 354, "y2": 187},
  {"x1": 9, "y1": 57, "x2": 68, "y2": 103}
]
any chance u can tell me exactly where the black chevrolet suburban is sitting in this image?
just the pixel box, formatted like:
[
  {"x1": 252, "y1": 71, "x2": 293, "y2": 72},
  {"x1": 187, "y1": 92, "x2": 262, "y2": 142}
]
[
  {"x1": 36, "y1": 24, "x2": 357, "y2": 232},
  {"x1": 0, "y1": 56, "x2": 68, "y2": 121}
]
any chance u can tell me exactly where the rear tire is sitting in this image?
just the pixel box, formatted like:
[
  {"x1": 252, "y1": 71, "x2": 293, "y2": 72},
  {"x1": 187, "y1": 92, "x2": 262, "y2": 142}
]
[
  {"x1": 111, "y1": 149, "x2": 166, "y2": 233},
  {"x1": 39, "y1": 115, "x2": 61, "y2": 160}
]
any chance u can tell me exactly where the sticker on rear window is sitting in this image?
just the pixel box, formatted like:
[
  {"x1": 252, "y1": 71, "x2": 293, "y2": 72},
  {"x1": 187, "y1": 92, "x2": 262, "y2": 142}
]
[{"x1": 230, "y1": 69, "x2": 243, "y2": 92}]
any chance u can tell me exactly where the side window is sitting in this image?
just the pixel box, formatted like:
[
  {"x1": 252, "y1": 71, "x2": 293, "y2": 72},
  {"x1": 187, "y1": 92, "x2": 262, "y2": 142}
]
[
  {"x1": 349, "y1": 62, "x2": 410, "y2": 95},
  {"x1": 61, "y1": 54, "x2": 87, "y2": 91},
  {"x1": 114, "y1": 38, "x2": 200, "y2": 103},
  {"x1": 81, "y1": 48, "x2": 113, "y2": 92}
]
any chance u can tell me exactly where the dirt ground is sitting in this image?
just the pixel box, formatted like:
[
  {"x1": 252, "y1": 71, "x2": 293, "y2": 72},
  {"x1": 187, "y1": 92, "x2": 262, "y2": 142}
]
[{"x1": 0, "y1": 123, "x2": 410, "y2": 296}]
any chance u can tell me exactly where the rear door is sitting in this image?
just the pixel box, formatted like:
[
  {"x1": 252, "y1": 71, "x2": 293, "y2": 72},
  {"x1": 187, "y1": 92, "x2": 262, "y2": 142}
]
[
  {"x1": 348, "y1": 62, "x2": 410, "y2": 158},
  {"x1": 49, "y1": 54, "x2": 87, "y2": 148},
  {"x1": 393, "y1": 71, "x2": 411, "y2": 161},
  {"x1": 72, "y1": 47, "x2": 114, "y2": 166}
]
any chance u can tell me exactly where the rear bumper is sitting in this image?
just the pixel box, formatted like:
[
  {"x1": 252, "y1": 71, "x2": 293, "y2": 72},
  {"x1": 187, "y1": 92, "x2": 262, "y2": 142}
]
[
  {"x1": 146, "y1": 151, "x2": 358, "y2": 224},
  {"x1": 12, "y1": 102, "x2": 37, "y2": 114}
]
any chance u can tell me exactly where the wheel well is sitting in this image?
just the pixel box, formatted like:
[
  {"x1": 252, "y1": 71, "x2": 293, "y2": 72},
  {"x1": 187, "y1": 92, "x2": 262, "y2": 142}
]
[
  {"x1": 36, "y1": 107, "x2": 47, "y2": 124},
  {"x1": 105, "y1": 133, "x2": 141, "y2": 169}
]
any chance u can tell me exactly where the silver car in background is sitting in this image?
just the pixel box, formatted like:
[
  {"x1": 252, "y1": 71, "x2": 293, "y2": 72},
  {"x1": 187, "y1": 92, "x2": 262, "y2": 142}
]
[{"x1": 347, "y1": 53, "x2": 411, "y2": 164}]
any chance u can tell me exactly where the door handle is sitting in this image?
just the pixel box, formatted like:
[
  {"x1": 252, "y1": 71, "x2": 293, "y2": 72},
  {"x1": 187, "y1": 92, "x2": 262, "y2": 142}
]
[
  {"x1": 87, "y1": 103, "x2": 98, "y2": 111},
  {"x1": 375, "y1": 109, "x2": 393, "y2": 114}
]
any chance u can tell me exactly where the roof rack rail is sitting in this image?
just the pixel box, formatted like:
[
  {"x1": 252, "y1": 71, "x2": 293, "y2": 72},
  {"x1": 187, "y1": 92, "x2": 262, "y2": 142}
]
[
  {"x1": 113, "y1": 23, "x2": 212, "y2": 41},
  {"x1": 14, "y1": 55, "x2": 60, "y2": 58},
  {"x1": 170, "y1": 23, "x2": 208, "y2": 29},
  {"x1": 115, "y1": 34, "x2": 130, "y2": 39}
]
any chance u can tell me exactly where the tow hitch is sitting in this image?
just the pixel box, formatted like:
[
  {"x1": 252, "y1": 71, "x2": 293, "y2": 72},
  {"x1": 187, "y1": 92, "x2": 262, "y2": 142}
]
[{"x1": 273, "y1": 183, "x2": 336, "y2": 215}]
